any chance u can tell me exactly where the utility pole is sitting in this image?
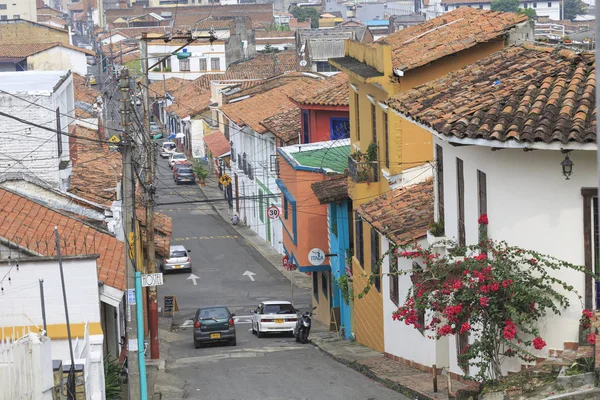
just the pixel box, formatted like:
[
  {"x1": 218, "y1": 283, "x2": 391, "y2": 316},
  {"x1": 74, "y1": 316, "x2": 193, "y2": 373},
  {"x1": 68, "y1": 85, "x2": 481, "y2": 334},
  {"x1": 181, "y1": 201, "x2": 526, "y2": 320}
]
[
  {"x1": 140, "y1": 32, "x2": 159, "y2": 360},
  {"x1": 120, "y1": 68, "x2": 147, "y2": 400},
  {"x1": 139, "y1": 29, "x2": 218, "y2": 359}
]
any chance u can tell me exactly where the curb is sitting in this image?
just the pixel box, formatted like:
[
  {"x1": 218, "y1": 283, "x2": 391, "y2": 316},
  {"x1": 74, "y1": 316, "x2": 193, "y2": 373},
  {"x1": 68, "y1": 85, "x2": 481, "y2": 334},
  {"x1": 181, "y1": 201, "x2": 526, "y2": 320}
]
[{"x1": 311, "y1": 340, "x2": 437, "y2": 400}]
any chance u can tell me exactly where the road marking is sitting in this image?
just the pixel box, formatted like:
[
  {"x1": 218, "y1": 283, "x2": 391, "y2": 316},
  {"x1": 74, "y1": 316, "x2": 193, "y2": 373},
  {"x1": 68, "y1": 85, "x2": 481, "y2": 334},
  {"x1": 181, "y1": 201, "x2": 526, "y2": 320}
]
[
  {"x1": 243, "y1": 270, "x2": 256, "y2": 282},
  {"x1": 180, "y1": 319, "x2": 194, "y2": 328},
  {"x1": 173, "y1": 235, "x2": 238, "y2": 241},
  {"x1": 174, "y1": 346, "x2": 303, "y2": 366},
  {"x1": 187, "y1": 273, "x2": 199, "y2": 285},
  {"x1": 233, "y1": 315, "x2": 253, "y2": 324}
]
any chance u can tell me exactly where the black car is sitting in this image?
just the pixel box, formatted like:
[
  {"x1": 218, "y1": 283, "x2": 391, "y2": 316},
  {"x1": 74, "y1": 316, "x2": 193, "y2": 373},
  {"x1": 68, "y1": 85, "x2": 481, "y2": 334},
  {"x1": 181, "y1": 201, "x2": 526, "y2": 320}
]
[
  {"x1": 193, "y1": 306, "x2": 236, "y2": 348},
  {"x1": 174, "y1": 166, "x2": 195, "y2": 185}
]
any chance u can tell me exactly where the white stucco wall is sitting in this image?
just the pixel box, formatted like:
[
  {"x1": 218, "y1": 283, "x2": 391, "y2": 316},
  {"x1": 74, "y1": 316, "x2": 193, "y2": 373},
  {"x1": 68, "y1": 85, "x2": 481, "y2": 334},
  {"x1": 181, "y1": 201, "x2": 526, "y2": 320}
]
[
  {"x1": 437, "y1": 137, "x2": 596, "y2": 373},
  {"x1": 440, "y1": 1, "x2": 560, "y2": 19},
  {"x1": 28, "y1": 47, "x2": 88, "y2": 76},
  {"x1": 382, "y1": 237, "x2": 439, "y2": 368},
  {"x1": 148, "y1": 42, "x2": 227, "y2": 81}
]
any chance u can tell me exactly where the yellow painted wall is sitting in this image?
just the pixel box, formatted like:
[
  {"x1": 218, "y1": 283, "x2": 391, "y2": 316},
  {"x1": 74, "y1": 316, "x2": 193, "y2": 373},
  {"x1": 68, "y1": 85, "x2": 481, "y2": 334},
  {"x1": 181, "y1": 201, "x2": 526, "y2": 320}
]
[
  {"x1": 352, "y1": 224, "x2": 384, "y2": 352},
  {"x1": 1, "y1": 322, "x2": 103, "y2": 341}
]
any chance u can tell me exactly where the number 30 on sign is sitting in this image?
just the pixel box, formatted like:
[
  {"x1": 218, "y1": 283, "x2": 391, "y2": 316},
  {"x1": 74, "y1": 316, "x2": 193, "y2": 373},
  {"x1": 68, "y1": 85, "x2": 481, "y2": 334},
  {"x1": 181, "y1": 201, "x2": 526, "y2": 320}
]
[{"x1": 267, "y1": 205, "x2": 280, "y2": 220}]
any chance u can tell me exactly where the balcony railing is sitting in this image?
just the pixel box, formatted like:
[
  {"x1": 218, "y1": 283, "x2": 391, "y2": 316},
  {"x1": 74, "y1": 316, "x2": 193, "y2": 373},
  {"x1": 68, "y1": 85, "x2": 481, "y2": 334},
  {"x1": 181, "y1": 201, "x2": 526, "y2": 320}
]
[{"x1": 348, "y1": 156, "x2": 379, "y2": 183}]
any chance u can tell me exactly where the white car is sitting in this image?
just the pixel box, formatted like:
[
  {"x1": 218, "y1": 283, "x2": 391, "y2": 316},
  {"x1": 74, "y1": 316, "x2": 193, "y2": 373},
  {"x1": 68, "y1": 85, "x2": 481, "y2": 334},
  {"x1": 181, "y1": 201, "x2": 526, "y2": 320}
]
[
  {"x1": 169, "y1": 153, "x2": 187, "y2": 168},
  {"x1": 160, "y1": 142, "x2": 176, "y2": 158},
  {"x1": 251, "y1": 301, "x2": 298, "y2": 338}
]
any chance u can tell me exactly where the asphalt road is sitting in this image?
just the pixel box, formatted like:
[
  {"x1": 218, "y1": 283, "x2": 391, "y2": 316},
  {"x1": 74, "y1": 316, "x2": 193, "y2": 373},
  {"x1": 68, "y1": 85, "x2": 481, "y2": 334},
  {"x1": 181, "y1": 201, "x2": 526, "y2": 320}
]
[{"x1": 153, "y1": 157, "x2": 406, "y2": 400}]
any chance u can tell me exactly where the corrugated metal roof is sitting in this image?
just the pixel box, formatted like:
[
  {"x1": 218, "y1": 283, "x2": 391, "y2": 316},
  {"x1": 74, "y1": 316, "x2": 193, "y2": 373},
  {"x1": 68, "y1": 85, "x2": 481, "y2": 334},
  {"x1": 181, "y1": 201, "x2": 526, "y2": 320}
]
[{"x1": 307, "y1": 38, "x2": 346, "y2": 61}]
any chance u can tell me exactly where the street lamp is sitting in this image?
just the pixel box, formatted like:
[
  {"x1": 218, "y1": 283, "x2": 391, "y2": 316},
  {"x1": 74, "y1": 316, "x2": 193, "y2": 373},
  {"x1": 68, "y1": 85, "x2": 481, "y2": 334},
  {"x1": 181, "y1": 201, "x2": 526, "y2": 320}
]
[{"x1": 561, "y1": 152, "x2": 574, "y2": 180}]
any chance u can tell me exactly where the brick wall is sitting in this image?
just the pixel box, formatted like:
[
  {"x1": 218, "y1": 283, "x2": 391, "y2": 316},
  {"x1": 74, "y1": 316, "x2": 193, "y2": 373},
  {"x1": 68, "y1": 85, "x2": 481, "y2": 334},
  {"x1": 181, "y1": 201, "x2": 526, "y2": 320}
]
[{"x1": 0, "y1": 20, "x2": 69, "y2": 45}]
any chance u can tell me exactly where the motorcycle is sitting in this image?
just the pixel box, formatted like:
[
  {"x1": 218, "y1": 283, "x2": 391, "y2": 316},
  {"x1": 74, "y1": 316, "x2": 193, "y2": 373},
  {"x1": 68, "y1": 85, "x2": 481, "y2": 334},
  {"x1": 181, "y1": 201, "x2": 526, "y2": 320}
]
[{"x1": 294, "y1": 307, "x2": 316, "y2": 344}]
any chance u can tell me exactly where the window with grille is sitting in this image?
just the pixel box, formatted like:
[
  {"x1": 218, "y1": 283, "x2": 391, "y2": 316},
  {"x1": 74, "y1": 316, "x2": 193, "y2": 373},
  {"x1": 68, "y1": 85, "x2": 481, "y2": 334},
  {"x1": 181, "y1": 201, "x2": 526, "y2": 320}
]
[
  {"x1": 371, "y1": 104, "x2": 377, "y2": 145},
  {"x1": 211, "y1": 58, "x2": 221, "y2": 71},
  {"x1": 354, "y1": 93, "x2": 360, "y2": 141},
  {"x1": 302, "y1": 110, "x2": 309, "y2": 143},
  {"x1": 477, "y1": 170, "x2": 487, "y2": 241},
  {"x1": 457, "y1": 158, "x2": 465, "y2": 246},
  {"x1": 0, "y1": 5, "x2": 7, "y2": 10},
  {"x1": 237, "y1": 154, "x2": 241, "y2": 166},
  {"x1": 199, "y1": 58, "x2": 207, "y2": 71},
  {"x1": 242, "y1": 153, "x2": 247, "y2": 174},
  {"x1": 355, "y1": 211, "x2": 364, "y2": 268},
  {"x1": 230, "y1": 141, "x2": 235, "y2": 160},
  {"x1": 389, "y1": 252, "x2": 399, "y2": 305},
  {"x1": 321, "y1": 271, "x2": 328, "y2": 298},
  {"x1": 179, "y1": 58, "x2": 190, "y2": 71},
  {"x1": 330, "y1": 207, "x2": 338, "y2": 237},
  {"x1": 383, "y1": 112, "x2": 389, "y2": 169},
  {"x1": 313, "y1": 273, "x2": 319, "y2": 302},
  {"x1": 56, "y1": 107, "x2": 63, "y2": 156},
  {"x1": 436, "y1": 145, "x2": 444, "y2": 222},
  {"x1": 371, "y1": 229, "x2": 380, "y2": 292}
]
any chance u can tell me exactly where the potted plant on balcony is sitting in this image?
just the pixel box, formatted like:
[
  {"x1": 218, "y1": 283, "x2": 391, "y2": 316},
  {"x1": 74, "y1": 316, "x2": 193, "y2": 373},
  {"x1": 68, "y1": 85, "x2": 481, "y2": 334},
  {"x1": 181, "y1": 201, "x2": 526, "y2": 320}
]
[
  {"x1": 427, "y1": 219, "x2": 445, "y2": 246},
  {"x1": 193, "y1": 161, "x2": 209, "y2": 187},
  {"x1": 563, "y1": 35, "x2": 572, "y2": 44},
  {"x1": 366, "y1": 142, "x2": 378, "y2": 162}
]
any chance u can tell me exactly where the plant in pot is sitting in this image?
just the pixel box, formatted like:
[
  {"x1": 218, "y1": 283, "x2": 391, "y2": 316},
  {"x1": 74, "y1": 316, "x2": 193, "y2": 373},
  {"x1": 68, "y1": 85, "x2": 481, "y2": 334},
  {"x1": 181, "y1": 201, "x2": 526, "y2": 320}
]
[
  {"x1": 563, "y1": 35, "x2": 572, "y2": 43},
  {"x1": 193, "y1": 161, "x2": 209, "y2": 186}
]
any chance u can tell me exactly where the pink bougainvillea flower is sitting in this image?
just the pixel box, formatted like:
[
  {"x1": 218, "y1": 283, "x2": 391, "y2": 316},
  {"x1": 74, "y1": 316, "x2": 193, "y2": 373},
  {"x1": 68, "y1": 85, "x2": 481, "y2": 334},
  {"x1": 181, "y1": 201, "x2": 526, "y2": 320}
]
[
  {"x1": 474, "y1": 253, "x2": 487, "y2": 261},
  {"x1": 460, "y1": 322, "x2": 471, "y2": 334},
  {"x1": 587, "y1": 332, "x2": 596, "y2": 345},
  {"x1": 478, "y1": 214, "x2": 489, "y2": 225},
  {"x1": 532, "y1": 337, "x2": 547, "y2": 350},
  {"x1": 503, "y1": 319, "x2": 516, "y2": 340},
  {"x1": 502, "y1": 279, "x2": 513, "y2": 288},
  {"x1": 452, "y1": 280, "x2": 462, "y2": 290},
  {"x1": 437, "y1": 324, "x2": 453, "y2": 337},
  {"x1": 582, "y1": 309, "x2": 594, "y2": 319},
  {"x1": 479, "y1": 297, "x2": 490, "y2": 307}
]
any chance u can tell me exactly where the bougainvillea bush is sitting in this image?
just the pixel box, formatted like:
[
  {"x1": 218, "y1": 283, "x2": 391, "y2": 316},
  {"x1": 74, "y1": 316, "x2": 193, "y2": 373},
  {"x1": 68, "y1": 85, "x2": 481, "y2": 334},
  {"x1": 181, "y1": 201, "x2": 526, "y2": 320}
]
[{"x1": 379, "y1": 216, "x2": 585, "y2": 382}]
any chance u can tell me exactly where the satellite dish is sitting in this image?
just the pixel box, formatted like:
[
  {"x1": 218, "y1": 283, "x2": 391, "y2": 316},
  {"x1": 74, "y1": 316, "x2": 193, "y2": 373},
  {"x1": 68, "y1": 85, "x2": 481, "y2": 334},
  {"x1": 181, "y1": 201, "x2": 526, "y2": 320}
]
[{"x1": 299, "y1": 60, "x2": 307, "y2": 67}]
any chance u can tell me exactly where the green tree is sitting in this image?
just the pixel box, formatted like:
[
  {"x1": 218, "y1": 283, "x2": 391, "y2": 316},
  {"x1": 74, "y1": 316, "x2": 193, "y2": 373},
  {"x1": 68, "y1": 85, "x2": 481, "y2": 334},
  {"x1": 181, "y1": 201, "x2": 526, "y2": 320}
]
[
  {"x1": 564, "y1": 0, "x2": 587, "y2": 20},
  {"x1": 290, "y1": 6, "x2": 320, "y2": 28},
  {"x1": 259, "y1": 43, "x2": 281, "y2": 54},
  {"x1": 518, "y1": 7, "x2": 537, "y2": 20},
  {"x1": 490, "y1": 0, "x2": 520, "y2": 12}
]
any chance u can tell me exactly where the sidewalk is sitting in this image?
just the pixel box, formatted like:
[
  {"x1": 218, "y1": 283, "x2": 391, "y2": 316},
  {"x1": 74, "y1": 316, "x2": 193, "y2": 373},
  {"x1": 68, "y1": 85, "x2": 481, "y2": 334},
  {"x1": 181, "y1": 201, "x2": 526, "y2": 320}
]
[
  {"x1": 196, "y1": 170, "x2": 312, "y2": 290},
  {"x1": 196, "y1": 171, "x2": 479, "y2": 400}
]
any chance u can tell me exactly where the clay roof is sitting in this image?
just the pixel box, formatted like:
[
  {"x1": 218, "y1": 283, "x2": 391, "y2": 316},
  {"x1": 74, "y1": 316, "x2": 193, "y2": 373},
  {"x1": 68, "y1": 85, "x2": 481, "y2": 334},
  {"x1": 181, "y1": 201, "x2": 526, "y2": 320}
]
[
  {"x1": 311, "y1": 174, "x2": 349, "y2": 204},
  {"x1": 120, "y1": 50, "x2": 140, "y2": 64},
  {"x1": 68, "y1": 125, "x2": 172, "y2": 257},
  {"x1": 73, "y1": 73, "x2": 101, "y2": 106},
  {"x1": 227, "y1": 52, "x2": 298, "y2": 76},
  {"x1": 221, "y1": 75, "x2": 319, "y2": 134},
  {"x1": 148, "y1": 77, "x2": 187, "y2": 97},
  {"x1": 204, "y1": 130, "x2": 230, "y2": 157},
  {"x1": 260, "y1": 107, "x2": 301, "y2": 143},
  {"x1": 165, "y1": 83, "x2": 212, "y2": 118},
  {"x1": 376, "y1": 8, "x2": 528, "y2": 72},
  {"x1": 195, "y1": 18, "x2": 236, "y2": 30},
  {"x1": 358, "y1": 179, "x2": 433, "y2": 245},
  {"x1": 0, "y1": 186, "x2": 126, "y2": 291},
  {"x1": 255, "y1": 30, "x2": 296, "y2": 38},
  {"x1": 387, "y1": 44, "x2": 596, "y2": 146},
  {"x1": 291, "y1": 72, "x2": 349, "y2": 107},
  {"x1": 0, "y1": 42, "x2": 94, "y2": 59},
  {"x1": 290, "y1": 18, "x2": 311, "y2": 29},
  {"x1": 101, "y1": 42, "x2": 138, "y2": 59}
]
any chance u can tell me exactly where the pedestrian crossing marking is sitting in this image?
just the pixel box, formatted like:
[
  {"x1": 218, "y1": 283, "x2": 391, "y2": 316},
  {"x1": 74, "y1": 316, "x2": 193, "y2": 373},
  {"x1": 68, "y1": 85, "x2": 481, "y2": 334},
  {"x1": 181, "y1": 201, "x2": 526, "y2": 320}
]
[{"x1": 173, "y1": 235, "x2": 238, "y2": 241}]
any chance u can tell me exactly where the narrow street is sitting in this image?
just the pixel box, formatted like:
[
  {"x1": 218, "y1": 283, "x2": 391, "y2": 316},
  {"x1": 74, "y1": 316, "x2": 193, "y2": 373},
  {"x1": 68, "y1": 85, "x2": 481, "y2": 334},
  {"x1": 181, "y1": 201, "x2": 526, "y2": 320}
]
[{"x1": 153, "y1": 158, "x2": 406, "y2": 400}]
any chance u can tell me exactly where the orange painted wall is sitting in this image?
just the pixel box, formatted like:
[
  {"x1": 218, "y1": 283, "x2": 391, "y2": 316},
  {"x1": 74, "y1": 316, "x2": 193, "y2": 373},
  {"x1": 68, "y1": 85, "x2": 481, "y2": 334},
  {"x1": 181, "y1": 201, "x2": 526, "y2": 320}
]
[{"x1": 278, "y1": 154, "x2": 331, "y2": 327}]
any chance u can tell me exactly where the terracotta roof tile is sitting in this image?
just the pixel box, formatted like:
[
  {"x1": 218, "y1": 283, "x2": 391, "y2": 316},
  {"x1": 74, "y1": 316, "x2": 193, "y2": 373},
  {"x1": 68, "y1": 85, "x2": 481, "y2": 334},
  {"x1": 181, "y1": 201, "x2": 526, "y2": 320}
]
[
  {"x1": 0, "y1": 187, "x2": 126, "y2": 291},
  {"x1": 73, "y1": 73, "x2": 101, "y2": 105},
  {"x1": 376, "y1": 8, "x2": 528, "y2": 72},
  {"x1": 255, "y1": 30, "x2": 296, "y2": 38},
  {"x1": 227, "y1": 52, "x2": 298, "y2": 76},
  {"x1": 165, "y1": 83, "x2": 212, "y2": 118},
  {"x1": 311, "y1": 174, "x2": 349, "y2": 204},
  {"x1": 358, "y1": 179, "x2": 433, "y2": 245},
  {"x1": 204, "y1": 130, "x2": 230, "y2": 157},
  {"x1": 260, "y1": 107, "x2": 301, "y2": 143},
  {"x1": 221, "y1": 75, "x2": 320, "y2": 133},
  {"x1": 291, "y1": 72, "x2": 349, "y2": 107},
  {"x1": 0, "y1": 42, "x2": 94, "y2": 59},
  {"x1": 387, "y1": 44, "x2": 596, "y2": 145}
]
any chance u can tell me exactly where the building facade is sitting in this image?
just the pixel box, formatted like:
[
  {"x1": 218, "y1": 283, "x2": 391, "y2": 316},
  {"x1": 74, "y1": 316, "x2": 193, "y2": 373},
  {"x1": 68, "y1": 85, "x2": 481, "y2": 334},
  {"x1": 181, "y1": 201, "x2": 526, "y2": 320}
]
[{"x1": 0, "y1": 0, "x2": 38, "y2": 22}]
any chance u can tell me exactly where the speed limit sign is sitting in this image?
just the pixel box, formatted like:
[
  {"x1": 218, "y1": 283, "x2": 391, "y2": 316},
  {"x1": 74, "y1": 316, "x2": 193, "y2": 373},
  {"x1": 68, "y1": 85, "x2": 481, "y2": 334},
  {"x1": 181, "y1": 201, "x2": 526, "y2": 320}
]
[{"x1": 267, "y1": 205, "x2": 280, "y2": 220}]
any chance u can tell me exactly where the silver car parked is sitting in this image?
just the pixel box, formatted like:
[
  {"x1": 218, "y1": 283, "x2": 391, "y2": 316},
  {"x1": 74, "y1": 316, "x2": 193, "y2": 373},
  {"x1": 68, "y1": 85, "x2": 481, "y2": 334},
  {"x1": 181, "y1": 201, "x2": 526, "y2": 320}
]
[{"x1": 161, "y1": 245, "x2": 192, "y2": 273}]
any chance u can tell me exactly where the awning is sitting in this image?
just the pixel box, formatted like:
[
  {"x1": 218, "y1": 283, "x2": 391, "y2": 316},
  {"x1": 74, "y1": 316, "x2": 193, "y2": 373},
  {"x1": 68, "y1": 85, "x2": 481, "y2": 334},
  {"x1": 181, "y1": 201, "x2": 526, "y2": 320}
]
[{"x1": 175, "y1": 132, "x2": 185, "y2": 139}]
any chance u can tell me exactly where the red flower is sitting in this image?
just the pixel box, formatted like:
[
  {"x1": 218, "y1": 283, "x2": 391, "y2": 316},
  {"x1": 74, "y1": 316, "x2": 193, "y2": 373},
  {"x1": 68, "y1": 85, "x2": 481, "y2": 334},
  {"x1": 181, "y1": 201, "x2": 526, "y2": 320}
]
[
  {"x1": 460, "y1": 322, "x2": 471, "y2": 334},
  {"x1": 461, "y1": 344, "x2": 470, "y2": 354},
  {"x1": 478, "y1": 214, "x2": 489, "y2": 225},
  {"x1": 452, "y1": 280, "x2": 462, "y2": 290},
  {"x1": 503, "y1": 319, "x2": 516, "y2": 340},
  {"x1": 532, "y1": 337, "x2": 546, "y2": 350},
  {"x1": 438, "y1": 324, "x2": 453, "y2": 336},
  {"x1": 502, "y1": 279, "x2": 513, "y2": 288},
  {"x1": 441, "y1": 289, "x2": 451, "y2": 295},
  {"x1": 529, "y1": 258, "x2": 538, "y2": 265},
  {"x1": 583, "y1": 309, "x2": 594, "y2": 319},
  {"x1": 488, "y1": 282, "x2": 500, "y2": 292},
  {"x1": 529, "y1": 302, "x2": 536, "y2": 312},
  {"x1": 474, "y1": 253, "x2": 487, "y2": 261},
  {"x1": 587, "y1": 333, "x2": 596, "y2": 345},
  {"x1": 480, "y1": 297, "x2": 490, "y2": 307}
]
